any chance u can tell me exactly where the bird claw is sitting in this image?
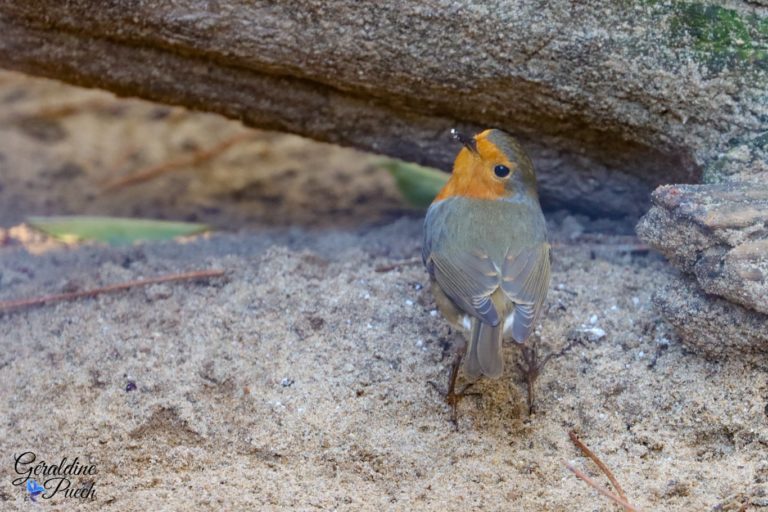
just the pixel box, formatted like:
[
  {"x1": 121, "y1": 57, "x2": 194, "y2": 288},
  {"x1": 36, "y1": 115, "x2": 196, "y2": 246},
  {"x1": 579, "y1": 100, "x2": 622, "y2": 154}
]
[
  {"x1": 428, "y1": 345, "x2": 482, "y2": 428},
  {"x1": 429, "y1": 380, "x2": 481, "y2": 428}
]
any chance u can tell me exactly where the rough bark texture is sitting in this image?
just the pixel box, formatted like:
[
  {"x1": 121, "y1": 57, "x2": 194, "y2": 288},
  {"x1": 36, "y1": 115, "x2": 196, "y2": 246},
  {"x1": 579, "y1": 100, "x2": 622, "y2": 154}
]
[{"x1": 0, "y1": 1, "x2": 766, "y2": 218}]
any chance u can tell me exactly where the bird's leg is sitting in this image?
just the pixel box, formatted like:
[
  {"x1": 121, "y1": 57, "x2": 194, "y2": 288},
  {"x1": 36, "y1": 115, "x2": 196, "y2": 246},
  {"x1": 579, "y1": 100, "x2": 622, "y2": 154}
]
[
  {"x1": 445, "y1": 349, "x2": 465, "y2": 425},
  {"x1": 517, "y1": 342, "x2": 539, "y2": 415},
  {"x1": 445, "y1": 348, "x2": 462, "y2": 398},
  {"x1": 429, "y1": 342, "x2": 480, "y2": 427}
]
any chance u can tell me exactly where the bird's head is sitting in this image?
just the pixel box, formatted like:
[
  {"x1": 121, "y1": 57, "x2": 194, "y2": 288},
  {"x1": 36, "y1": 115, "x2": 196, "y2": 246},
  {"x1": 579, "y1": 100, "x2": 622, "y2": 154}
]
[{"x1": 435, "y1": 128, "x2": 538, "y2": 203}]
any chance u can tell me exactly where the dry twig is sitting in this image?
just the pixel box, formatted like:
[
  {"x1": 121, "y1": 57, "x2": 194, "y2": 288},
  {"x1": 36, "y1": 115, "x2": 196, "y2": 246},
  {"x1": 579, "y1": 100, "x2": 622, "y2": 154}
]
[
  {"x1": 0, "y1": 269, "x2": 225, "y2": 313},
  {"x1": 550, "y1": 241, "x2": 649, "y2": 254},
  {"x1": 3, "y1": 98, "x2": 124, "y2": 124},
  {"x1": 564, "y1": 462, "x2": 639, "y2": 512},
  {"x1": 24, "y1": 98, "x2": 122, "y2": 119},
  {"x1": 569, "y1": 431, "x2": 627, "y2": 501},
  {"x1": 374, "y1": 257, "x2": 422, "y2": 273},
  {"x1": 102, "y1": 132, "x2": 252, "y2": 190},
  {"x1": 566, "y1": 431, "x2": 641, "y2": 511}
]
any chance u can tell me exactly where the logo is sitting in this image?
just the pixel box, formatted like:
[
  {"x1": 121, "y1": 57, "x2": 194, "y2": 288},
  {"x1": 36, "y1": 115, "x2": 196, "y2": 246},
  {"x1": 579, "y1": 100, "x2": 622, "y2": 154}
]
[
  {"x1": 12, "y1": 452, "x2": 97, "y2": 502},
  {"x1": 25, "y1": 480, "x2": 44, "y2": 502}
]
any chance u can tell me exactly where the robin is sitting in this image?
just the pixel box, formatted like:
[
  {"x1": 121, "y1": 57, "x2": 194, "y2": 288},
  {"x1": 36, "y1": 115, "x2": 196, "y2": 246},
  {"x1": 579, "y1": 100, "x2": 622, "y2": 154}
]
[{"x1": 423, "y1": 128, "x2": 551, "y2": 422}]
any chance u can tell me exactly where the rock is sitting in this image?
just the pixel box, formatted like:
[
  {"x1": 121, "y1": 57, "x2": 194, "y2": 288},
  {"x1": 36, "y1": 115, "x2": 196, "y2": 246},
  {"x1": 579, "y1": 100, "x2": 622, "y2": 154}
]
[
  {"x1": 560, "y1": 215, "x2": 586, "y2": 241},
  {"x1": 144, "y1": 284, "x2": 173, "y2": 302},
  {"x1": 1, "y1": 1, "x2": 767, "y2": 217},
  {"x1": 639, "y1": 182, "x2": 768, "y2": 359},
  {"x1": 637, "y1": 182, "x2": 768, "y2": 315},
  {"x1": 2, "y1": 1, "x2": 766, "y2": 353},
  {"x1": 655, "y1": 274, "x2": 768, "y2": 363}
]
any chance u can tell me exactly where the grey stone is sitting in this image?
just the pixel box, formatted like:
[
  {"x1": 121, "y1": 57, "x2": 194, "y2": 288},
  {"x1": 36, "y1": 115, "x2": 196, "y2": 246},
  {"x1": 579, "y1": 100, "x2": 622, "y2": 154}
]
[
  {"x1": 654, "y1": 274, "x2": 768, "y2": 362},
  {"x1": 1, "y1": 1, "x2": 767, "y2": 218},
  {"x1": 638, "y1": 182, "x2": 768, "y2": 315},
  {"x1": 2, "y1": 0, "x2": 767, "y2": 347}
]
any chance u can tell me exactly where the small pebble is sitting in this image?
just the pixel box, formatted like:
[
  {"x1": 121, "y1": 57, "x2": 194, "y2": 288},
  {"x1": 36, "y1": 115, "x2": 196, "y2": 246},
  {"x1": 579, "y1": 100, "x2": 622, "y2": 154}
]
[
  {"x1": 281, "y1": 378, "x2": 294, "y2": 387},
  {"x1": 581, "y1": 327, "x2": 606, "y2": 341},
  {"x1": 144, "y1": 283, "x2": 172, "y2": 302}
]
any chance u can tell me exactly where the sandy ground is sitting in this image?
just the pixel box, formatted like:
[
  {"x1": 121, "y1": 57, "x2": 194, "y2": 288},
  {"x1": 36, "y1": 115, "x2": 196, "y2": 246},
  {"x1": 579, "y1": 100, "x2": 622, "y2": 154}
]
[{"x1": 1, "y1": 72, "x2": 767, "y2": 511}]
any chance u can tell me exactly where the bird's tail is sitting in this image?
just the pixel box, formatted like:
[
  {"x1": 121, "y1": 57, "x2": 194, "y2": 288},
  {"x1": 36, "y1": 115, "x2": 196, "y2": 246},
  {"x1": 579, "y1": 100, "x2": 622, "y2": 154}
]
[{"x1": 464, "y1": 318, "x2": 504, "y2": 379}]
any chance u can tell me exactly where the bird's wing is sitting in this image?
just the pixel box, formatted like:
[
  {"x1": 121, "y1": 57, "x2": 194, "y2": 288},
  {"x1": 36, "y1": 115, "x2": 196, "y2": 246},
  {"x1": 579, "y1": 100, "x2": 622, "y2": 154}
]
[
  {"x1": 501, "y1": 243, "x2": 551, "y2": 342},
  {"x1": 422, "y1": 200, "x2": 446, "y2": 272},
  {"x1": 423, "y1": 200, "x2": 502, "y2": 326},
  {"x1": 428, "y1": 248, "x2": 501, "y2": 326}
]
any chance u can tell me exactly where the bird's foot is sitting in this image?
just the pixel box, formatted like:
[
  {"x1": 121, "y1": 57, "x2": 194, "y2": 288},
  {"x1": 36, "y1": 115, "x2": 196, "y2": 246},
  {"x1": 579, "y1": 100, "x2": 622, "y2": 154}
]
[{"x1": 428, "y1": 380, "x2": 481, "y2": 428}]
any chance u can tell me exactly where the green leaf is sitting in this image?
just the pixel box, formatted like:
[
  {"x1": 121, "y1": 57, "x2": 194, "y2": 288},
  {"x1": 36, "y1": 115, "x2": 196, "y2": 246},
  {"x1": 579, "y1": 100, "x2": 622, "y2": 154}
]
[
  {"x1": 381, "y1": 159, "x2": 448, "y2": 208},
  {"x1": 27, "y1": 216, "x2": 209, "y2": 246}
]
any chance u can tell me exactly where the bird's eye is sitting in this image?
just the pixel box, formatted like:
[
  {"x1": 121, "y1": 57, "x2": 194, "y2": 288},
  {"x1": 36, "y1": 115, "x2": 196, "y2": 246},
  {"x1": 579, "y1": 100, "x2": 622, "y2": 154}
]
[{"x1": 494, "y1": 164, "x2": 510, "y2": 178}]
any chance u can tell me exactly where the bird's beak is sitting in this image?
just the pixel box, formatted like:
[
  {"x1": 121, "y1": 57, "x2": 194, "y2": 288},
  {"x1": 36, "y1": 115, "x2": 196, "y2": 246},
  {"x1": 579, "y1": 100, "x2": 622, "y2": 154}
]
[{"x1": 450, "y1": 128, "x2": 478, "y2": 155}]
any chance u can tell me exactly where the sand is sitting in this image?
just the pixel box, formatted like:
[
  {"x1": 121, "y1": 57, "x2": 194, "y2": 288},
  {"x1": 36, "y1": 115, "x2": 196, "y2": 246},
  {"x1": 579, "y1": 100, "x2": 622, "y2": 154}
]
[{"x1": 0, "y1": 71, "x2": 767, "y2": 511}]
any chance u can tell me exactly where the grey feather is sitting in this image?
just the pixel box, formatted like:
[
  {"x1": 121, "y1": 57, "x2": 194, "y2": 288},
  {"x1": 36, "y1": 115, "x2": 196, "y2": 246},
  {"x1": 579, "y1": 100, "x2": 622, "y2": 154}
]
[
  {"x1": 425, "y1": 199, "x2": 503, "y2": 326},
  {"x1": 475, "y1": 320, "x2": 504, "y2": 378},
  {"x1": 464, "y1": 317, "x2": 504, "y2": 379},
  {"x1": 502, "y1": 244, "x2": 551, "y2": 342},
  {"x1": 424, "y1": 197, "x2": 551, "y2": 376},
  {"x1": 431, "y1": 251, "x2": 500, "y2": 326},
  {"x1": 464, "y1": 319, "x2": 483, "y2": 379}
]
